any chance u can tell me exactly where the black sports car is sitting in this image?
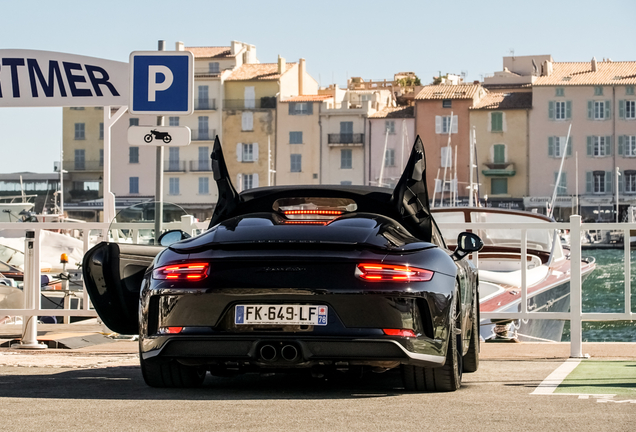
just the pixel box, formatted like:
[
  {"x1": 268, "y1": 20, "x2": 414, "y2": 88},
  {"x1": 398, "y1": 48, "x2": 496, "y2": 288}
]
[{"x1": 83, "y1": 136, "x2": 482, "y2": 392}]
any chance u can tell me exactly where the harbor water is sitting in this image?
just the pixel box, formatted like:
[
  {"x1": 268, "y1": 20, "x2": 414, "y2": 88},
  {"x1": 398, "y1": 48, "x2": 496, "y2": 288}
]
[{"x1": 561, "y1": 249, "x2": 636, "y2": 342}]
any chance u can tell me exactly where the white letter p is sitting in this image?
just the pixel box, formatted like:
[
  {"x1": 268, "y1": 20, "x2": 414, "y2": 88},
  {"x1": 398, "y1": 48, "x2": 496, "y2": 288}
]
[{"x1": 148, "y1": 66, "x2": 174, "y2": 102}]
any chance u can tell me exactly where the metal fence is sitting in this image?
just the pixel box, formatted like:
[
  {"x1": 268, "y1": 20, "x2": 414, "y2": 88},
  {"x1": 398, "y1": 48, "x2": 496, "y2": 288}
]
[
  {"x1": 327, "y1": 133, "x2": 365, "y2": 144},
  {"x1": 0, "y1": 215, "x2": 634, "y2": 357}
]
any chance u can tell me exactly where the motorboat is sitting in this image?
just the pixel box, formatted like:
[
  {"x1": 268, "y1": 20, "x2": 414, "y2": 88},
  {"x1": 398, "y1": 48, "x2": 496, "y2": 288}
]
[{"x1": 432, "y1": 207, "x2": 596, "y2": 342}]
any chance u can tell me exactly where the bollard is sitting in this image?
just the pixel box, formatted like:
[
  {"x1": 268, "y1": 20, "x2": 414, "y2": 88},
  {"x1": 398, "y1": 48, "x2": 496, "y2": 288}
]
[{"x1": 11, "y1": 230, "x2": 47, "y2": 349}]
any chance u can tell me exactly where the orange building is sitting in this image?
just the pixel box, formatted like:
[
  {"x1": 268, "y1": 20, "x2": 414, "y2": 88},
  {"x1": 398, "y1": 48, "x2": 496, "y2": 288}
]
[{"x1": 414, "y1": 84, "x2": 486, "y2": 204}]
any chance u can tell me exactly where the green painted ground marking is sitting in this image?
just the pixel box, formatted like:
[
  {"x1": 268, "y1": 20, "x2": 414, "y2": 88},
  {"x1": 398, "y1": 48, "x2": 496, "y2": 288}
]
[{"x1": 554, "y1": 361, "x2": 636, "y2": 396}]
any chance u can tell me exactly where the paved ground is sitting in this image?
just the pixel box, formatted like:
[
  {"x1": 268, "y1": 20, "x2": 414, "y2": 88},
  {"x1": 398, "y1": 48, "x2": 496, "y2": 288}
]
[{"x1": 0, "y1": 325, "x2": 634, "y2": 432}]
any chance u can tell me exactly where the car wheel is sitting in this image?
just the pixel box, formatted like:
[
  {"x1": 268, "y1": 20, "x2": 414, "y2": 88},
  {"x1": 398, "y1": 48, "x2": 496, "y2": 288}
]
[
  {"x1": 463, "y1": 290, "x2": 480, "y2": 373},
  {"x1": 140, "y1": 355, "x2": 206, "y2": 388},
  {"x1": 402, "y1": 292, "x2": 462, "y2": 392}
]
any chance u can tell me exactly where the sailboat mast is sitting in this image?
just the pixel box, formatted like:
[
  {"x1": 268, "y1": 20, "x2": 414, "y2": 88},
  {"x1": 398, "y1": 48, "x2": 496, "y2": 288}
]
[
  {"x1": 548, "y1": 123, "x2": 572, "y2": 219},
  {"x1": 440, "y1": 112, "x2": 453, "y2": 207}
]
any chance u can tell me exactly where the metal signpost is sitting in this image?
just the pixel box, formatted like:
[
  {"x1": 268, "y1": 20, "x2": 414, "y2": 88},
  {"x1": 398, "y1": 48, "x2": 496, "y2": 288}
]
[{"x1": 129, "y1": 43, "x2": 193, "y2": 243}]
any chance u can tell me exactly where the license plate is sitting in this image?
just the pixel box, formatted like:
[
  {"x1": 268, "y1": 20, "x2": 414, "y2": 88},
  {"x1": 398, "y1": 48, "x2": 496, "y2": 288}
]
[{"x1": 235, "y1": 305, "x2": 328, "y2": 326}]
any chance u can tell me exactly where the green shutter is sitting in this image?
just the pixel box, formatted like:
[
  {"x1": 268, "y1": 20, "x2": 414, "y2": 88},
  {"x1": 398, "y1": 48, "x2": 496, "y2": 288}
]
[
  {"x1": 619, "y1": 100, "x2": 625, "y2": 119},
  {"x1": 586, "y1": 172, "x2": 592, "y2": 192},
  {"x1": 548, "y1": 136, "x2": 554, "y2": 157},
  {"x1": 588, "y1": 101, "x2": 593, "y2": 119},
  {"x1": 567, "y1": 136, "x2": 572, "y2": 156},
  {"x1": 566, "y1": 101, "x2": 572, "y2": 119},
  {"x1": 605, "y1": 136, "x2": 612, "y2": 156},
  {"x1": 619, "y1": 135, "x2": 624, "y2": 155},
  {"x1": 586, "y1": 136, "x2": 593, "y2": 155},
  {"x1": 605, "y1": 100, "x2": 611, "y2": 119},
  {"x1": 605, "y1": 171, "x2": 612, "y2": 192},
  {"x1": 307, "y1": 102, "x2": 313, "y2": 115},
  {"x1": 494, "y1": 144, "x2": 505, "y2": 163},
  {"x1": 548, "y1": 101, "x2": 555, "y2": 119},
  {"x1": 288, "y1": 103, "x2": 295, "y2": 115}
]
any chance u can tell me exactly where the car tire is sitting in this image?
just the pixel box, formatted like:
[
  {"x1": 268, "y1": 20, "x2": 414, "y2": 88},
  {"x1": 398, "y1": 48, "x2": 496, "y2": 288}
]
[
  {"x1": 463, "y1": 292, "x2": 480, "y2": 373},
  {"x1": 402, "y1": 293, "x2": 462, "y2": 392},
  {"x1": 140, "y1": 356, "x2": 206, "y2": 388}
]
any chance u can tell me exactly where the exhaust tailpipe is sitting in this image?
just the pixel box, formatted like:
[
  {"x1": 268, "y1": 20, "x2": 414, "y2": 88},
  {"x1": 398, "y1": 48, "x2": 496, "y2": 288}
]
[
  {"x1": 259, "y1": 344, "x2": 278, "y2": 362},
  {"x1": 281, "y1": 344, "x2": 299, "y2": 362}
]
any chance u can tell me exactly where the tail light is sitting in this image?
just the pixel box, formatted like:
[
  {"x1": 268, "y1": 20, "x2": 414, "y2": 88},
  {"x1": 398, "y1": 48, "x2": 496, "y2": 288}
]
[
  {"x1": 153, "y1": 263, "x2": 209, "y2": 281},
  {"x1": 159, "y1": 327, "x2": 183, "y2": 334},
  {"x1": 356, "y1": 263, "x2": 434, "y2": 282},
  {"x1": 383, "y1": 328, "x2": 417, "y2": 337}
]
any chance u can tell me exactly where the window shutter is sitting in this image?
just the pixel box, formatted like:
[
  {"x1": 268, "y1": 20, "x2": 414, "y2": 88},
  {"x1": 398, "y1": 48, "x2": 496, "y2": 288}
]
[
  {"x1": 548, "y1": 136, "x2": 554, "y2": 157},
  {"x1": 548, "y1": 101, "x2": 555, "y2": 119},
  {"x1": 566, "y1": 101, "x2": 572, "y2": 120},
  {"x1": 487, "y1": 113, "x2": 492, "y2": 132},
  {"x1": 619, "y1": 170, "x2": 624, "y2": 193},
  {"x1": 236, "y1": 143, "x2": 243, "y2": 162},
  {"x1": 435, "y1": 116, "x2": 441, "y2": 134},
  {"x1": 586, "y1": 172, "x2": 592, "y2": 193},
  {"x1": 567, "y1": 136, "x2": 572, "y2": 156},
  {"x1": 605, "y1": 100, "x2": 611, "y2": 119},
  {"x1": 619, "y1": 100, "x2": 625, "y2": 119},
  {"x1": 502, "y1": 112, "x2": 507, "y2": 132},
  {"x1": 618, "y1": 135, "x2": 624, "y2": 155},
  {"x1": 605, "y1": 136, "x2": 612, "y2": 156},
  {"x1": 452, "y1": 115, "x2": 458, "y2": 133},
  {"x1": 307, "y1": 102, "x2": 313, "y2": 115},
  {"x1": 289, "y1": 103, "x2": 294, "y2": 115},
  {"x1": 253, "y1": 173, "x2": 259, "y2": 188},
  {"x1": 253, "y1": 143, "x2": 259, "y2": 161},
  {"x1": 605, "y1": 171, "x2": 613, "y2": 192},
  {"x1": 586, "y1": 136, "x2": 592, "y2": 156},
  {"x1": 587, "y1": 101, "x2": 593, "y2": 119}
]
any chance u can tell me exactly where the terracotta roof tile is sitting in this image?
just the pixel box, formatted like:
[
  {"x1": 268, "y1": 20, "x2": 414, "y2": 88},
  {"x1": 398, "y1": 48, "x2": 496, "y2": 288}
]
[
  {"x1": 369, "y1": 106, "x2": 414, "y2": 118},
  {"x1": 534, "y1": 61, "x2": 636, "y2": 86},
  {"x1": 282, "y1": 95, "x2": 334, "y2": 102},
  {"x1": 226, "y1": 63, "x2": 296, "y2": 81},
  {"x1": 185, "y1": 47, "x2": 232, "y2": 59},
  {"x1": 415, "y1": 84, "x2": 482, "y2": 100},
  {"x1": 471, "y1": 92, "x2": 532, "y2": 110}
]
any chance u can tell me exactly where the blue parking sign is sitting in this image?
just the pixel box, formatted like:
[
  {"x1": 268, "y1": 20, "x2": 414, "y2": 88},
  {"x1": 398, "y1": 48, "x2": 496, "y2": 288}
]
[{"x1": 129, "y1": 51, "x2": 193, "y2": 115}]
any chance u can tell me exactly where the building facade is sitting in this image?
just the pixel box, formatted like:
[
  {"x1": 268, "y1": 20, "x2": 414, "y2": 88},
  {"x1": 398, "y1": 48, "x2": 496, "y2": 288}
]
[
  {"x1": 367, "y1": 106, "x2": 415, "y2": 189},
  {"x1": 469, "y1": 92, "x2": 532, "y2": 209},
  {"x1": 530, "y1": 58, "x2": 636, "y2": 221}
]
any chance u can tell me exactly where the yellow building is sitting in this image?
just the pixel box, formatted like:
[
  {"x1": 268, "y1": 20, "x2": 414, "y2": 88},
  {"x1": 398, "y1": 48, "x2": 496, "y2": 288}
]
[
  {"x1": 223, "y1": 56, "x2": 318, "y2": 190},
  {"x1": 469, "y1": 92, "x2": 532, "y2": 207}
]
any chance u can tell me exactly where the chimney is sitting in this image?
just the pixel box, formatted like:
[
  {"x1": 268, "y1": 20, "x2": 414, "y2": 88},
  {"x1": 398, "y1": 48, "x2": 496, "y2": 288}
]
[
  {"x1": 231, "y1": 41, "x2": 240, "y2": 55},
  {"x1": 175, "y1": 41, "x2": 184, "y2": 51},
  {"x1": 278, "y1": 55, "x2": 286, "y2": 74},
  {"x1": 541, "y1": 60, "x2": 553, "y2": 77},
  {"x1": 591, "y1": 57, "x2": 597, "y2": 72},
  {"x1": 298, "y1": 58, "x2": 306, "y2": 96}
]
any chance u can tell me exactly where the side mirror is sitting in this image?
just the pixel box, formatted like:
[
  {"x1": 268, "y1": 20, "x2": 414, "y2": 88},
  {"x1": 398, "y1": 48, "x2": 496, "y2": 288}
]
[
  {"x1": 452, "y1": 232, "x2": 483, "y2": 261},
  {"x1": 158, "y1": 230, "x2": 191, "y2": 247}
]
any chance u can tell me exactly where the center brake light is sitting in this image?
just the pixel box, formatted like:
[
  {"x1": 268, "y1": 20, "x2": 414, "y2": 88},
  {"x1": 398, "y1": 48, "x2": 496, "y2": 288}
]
[
  {"x1": 356, "y1": 263, "x2": 434, "y2": 282},
  {"x1": 153, "y1": 263, "x2": 209, "y2": 281},
  {"x1": 283, "y1": 210, "x2": 343, "y2": 216}
]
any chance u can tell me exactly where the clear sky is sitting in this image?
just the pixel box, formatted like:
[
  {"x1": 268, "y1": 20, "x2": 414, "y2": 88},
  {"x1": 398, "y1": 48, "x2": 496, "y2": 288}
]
[{"x1": 1, "y1": 0, "x2": 635, "y2": 173}]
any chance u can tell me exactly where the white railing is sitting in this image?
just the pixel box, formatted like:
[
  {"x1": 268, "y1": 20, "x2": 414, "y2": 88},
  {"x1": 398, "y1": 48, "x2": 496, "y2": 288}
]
[
  {"x1": 439, "y1": 215, "x2": 635, "y2": 358},
  {"x1": 1, "y1": 215, "x2": 633, "y2": 357},
  {"x1": 0, "y1": 216, "x2": 207, "y2": 321}
]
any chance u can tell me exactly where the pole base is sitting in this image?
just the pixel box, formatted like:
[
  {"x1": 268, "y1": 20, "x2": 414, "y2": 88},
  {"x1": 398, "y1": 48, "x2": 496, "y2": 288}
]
[{"x1": 10, "y1": 341, "x2": 48, "y2": 350}]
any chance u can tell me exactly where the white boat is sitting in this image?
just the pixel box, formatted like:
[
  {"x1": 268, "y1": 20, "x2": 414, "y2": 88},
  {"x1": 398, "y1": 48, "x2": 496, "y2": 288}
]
[
  {"x1": 432, "y1": 207, "x2": 596, "y2": 342},
  {"x1": 0, "y1": 202, "x2": 35, "y2": 222}
]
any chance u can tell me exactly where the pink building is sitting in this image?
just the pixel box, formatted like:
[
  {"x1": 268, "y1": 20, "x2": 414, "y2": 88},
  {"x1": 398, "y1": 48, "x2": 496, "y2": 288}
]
[
  {"x1": 530, "y1": 58, "x2": 636, "y2": 221},
  {"x1": 367, "y1": 106, "x2": 415, "y2": 189}
]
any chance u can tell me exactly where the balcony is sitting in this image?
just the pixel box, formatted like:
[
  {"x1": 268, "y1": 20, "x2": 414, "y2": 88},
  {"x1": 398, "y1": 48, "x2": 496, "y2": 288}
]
[
  {"x1": 191, "y1": 129, "x2": 217, "y2": 141},
  {"x1": 194, "y1": 98, "x2": 217, "y2": 110},
  {"x1": 482, "y1": 162, "x2": 516, "y2": 177},
  {"x1": 327, "y1": 133, "x2": 365, "y2": 146},
  {"x1": 189, "y1": 160, "x2": 212, "y2": 172},
  {"x1": 65, "y1": 160, "x2": 103, "y2": 172},
  {"x1": 223, "y1": 97, "x2": 277, "y2": 110},
  {"x1": 164, "y1": 161, "x2": 187, "y2": 172}
]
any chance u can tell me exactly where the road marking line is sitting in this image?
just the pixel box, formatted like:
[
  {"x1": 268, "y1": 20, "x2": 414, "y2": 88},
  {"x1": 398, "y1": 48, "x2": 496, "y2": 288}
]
[{"x1": 531, "y1": 359, "x2": 581, "y2": 395}]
